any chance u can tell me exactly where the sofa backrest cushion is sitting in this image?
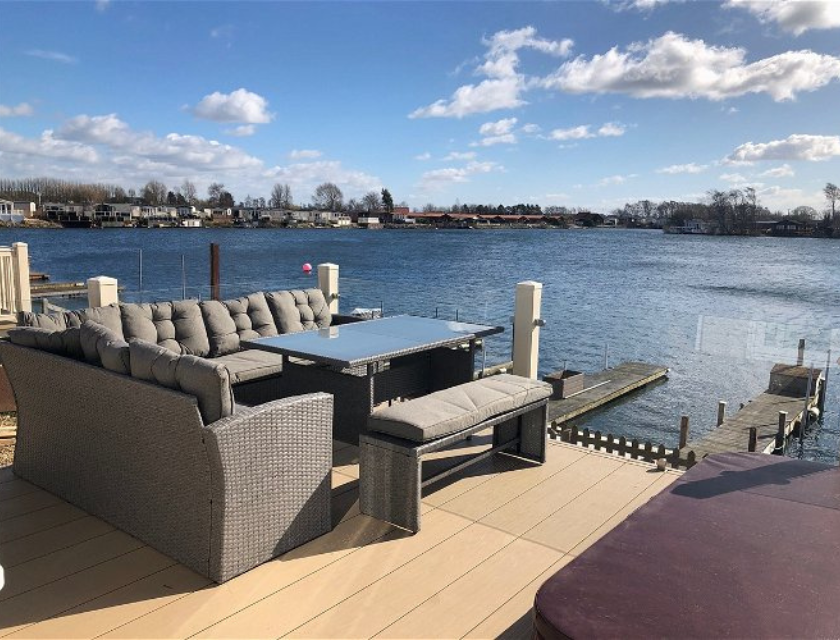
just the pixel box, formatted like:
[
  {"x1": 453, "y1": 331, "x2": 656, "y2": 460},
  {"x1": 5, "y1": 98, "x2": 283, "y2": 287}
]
[
  {"x1": 7, "y1": 326, "x2": 84, "y2": 360},
  {"x1": 19, "y1": 304, "x2": 124, "y2": 338},
  {"x1": 224, "y1": 293, "x2": 279, "y2": 341},
  {"x1": 199, "y1": 300, "x2": 240, "y2": 357},
  {"x1": 129, "y1": 339, "x2": 234, "y2": 424},
  {"x1": 80, "y1": 320, "x2": 131, "y2": 374},
  {"x1": 265, "y1": 289, "x2": 331, "y2": 334},
  {"x1": 121, "y1": 301, "x2": 211, "y2": 357}
]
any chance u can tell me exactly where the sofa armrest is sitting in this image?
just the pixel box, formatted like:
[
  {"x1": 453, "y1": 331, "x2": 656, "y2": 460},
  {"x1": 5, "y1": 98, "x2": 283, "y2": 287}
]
[
  {"x1": 202, "y1": 392, "x2": 333, "y2": 582},
  {"x1": 332, "y1": 313, "x2": 367, "y2": 325}
]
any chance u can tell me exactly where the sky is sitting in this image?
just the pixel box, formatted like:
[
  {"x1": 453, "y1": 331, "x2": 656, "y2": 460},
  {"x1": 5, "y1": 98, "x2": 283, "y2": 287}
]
[{"x1": 1, "y1": 0, "x2": 839, "y2": 213}]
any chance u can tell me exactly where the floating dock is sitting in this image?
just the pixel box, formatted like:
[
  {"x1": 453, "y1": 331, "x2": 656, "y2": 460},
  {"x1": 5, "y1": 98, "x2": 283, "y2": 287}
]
[
  {"x1": 684, "y1": 364, "x2": 824, "y2": 459},
  {"x1": 548, "y1": 362, "x2": 668, "y2": 426}
]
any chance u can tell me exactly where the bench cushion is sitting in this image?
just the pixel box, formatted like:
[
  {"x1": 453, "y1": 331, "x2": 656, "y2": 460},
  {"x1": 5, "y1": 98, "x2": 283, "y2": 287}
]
[
  {"x1": 7, "y1": 326, "x2": 84, "y2": 360},
  {"x1": 368, "y1": 374, "x2": 552, "y2": 443},
  {"x1": 80, "y1": 321, "x2": 130, "y2": 374},
  {"x1": 265, "y1": 289, "x2": 331, "y2": 334},
  {"x1": 121, "y1": 301, "x2": 211, "y2": 357},
  {"x1": 224, "y1": 293, "x2": 278, "y2": 341},
  {"x1": 214, "y1": 350, "x2": 285, "y2": 385}
]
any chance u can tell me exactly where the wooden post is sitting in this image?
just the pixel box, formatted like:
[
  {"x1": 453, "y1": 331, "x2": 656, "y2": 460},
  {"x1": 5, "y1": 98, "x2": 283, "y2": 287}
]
[
  {"x1": 11, "y1": 242, "x2": 31, "y2": 313},
  {"x1": 801, "y1": 366, "x2": 814, "y2": 443},
  {"x1": 748, "y1": 427, "x2": 757, "y2": 452},
  {"x1": 317, "y1": 263, "x2": 339, "y2": 314},
  {"x1": 210, "y1": 243, "x2": 220, "y2": 301},
  {"x1": 717, "y1": 401, "x2": 727, "y2": 427},
  {"x1": 776, "y1": 411, "x2": 787, "y2": 453},
  {"x1": 512, "y1": 281, "x2": 543, "y2": 379},
  {"x1": 679, "y1": 415, "x2": 689, "y2": 449},
  {"x1": 797, "y1": 339, "x2": 805, "y2": 366},
  {"x1": 87, "y1": 276, "x2": 119, "y2": 307}
]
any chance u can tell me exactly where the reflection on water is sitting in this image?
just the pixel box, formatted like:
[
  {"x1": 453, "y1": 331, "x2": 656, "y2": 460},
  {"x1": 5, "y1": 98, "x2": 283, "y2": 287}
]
[{"x1": 3, "y1": 227, "x2": 838, "y2": 463}]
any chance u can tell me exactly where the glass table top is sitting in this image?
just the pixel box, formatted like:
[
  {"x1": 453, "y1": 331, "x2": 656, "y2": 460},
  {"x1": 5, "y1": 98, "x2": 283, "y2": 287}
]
[{"x1": 242, "y1": 315, "x2": 504, "y2": 368}]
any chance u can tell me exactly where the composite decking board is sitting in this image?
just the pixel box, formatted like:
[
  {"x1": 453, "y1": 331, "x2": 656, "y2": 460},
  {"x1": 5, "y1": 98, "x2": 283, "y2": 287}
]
[
  {"x1": 0, "y1": 502, "x2": 88, "y2": 544},
  {"x1": 0, "y1": 515, "x2": 115, "y2": 570},
  {"x1": 0, "y1": 479, "x2": 39, "y2": 503},
  {"x1": 685, "y1": 391, "x2": 814, "y2": 459},
  {"x1": 0, "y1": 442, "x2": 678, "y2": 640},
  {"x1": 548, "y1": 362, "x2": 668, "y2": 424},
  {"x1": 0, "y1": 489, "x2": 63, "y2": 523},
  {"x1": 0, "y1": 466, "x2": 14, "y2": 484}
]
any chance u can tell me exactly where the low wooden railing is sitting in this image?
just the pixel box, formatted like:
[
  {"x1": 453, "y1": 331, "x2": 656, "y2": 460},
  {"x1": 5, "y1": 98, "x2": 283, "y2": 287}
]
[
  {"x1": 549, "y1": 424, "x2": 698, "y2": 470},
  {"x1": 0, "y1": 242, "x2": 31, "y2": 322}
]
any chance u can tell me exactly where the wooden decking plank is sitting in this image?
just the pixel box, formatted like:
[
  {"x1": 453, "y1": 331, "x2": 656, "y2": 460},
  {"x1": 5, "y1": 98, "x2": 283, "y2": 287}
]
[
  {"x1": 194, "y1": 510, "x2": 475, "y2": 639},
  {"x1": 0, "y1": 466, "x2": 14, "y2": 484},
  {"x1": 7, "y1": 564, "x2": 211, "y2": 640},
  {"x1": 99, "y1": 514, "x2": 399, "y2": 639},
  {"x1": 0, "y1": 503, "x2": 88, "y2": 544},
  {"x1": 0, "y1": 480, "x2": 39, "y2": 503},
  {"x1": 285, "y1": 522, "x2": 517, "y2": 638},
  {"x1": 0, "y1": 530, "x2": 144, "y2": 602},
  {"x1": 0, "y1": 489, "x2": 63, "y2": 523},
  {"x1": 0, "y1": 547, "x2": 176, "y2": 637},
  {"x1": 0, "y1": 515, "x2": 115, "y2": 569},
  {"x1": 374, "y1": 538, "x2": 562, "y2": 639}
]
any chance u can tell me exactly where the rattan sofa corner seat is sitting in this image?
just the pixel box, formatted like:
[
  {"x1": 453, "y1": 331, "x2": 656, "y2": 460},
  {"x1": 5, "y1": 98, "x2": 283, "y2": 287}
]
[{"x1": 359, "y1": 374, "x2": 552, "y2": 533}]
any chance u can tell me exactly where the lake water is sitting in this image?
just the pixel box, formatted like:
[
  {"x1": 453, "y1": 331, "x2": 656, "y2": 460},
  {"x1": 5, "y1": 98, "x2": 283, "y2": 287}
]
[{"x1": 4, "y1": 227, "x2": 839, "y2": 464}]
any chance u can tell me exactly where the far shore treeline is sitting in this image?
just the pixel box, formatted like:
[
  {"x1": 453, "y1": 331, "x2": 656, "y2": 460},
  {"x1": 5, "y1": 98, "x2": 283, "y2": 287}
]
[{"x1": 1, "y1": 177, "x2": 839, "y2": 235}]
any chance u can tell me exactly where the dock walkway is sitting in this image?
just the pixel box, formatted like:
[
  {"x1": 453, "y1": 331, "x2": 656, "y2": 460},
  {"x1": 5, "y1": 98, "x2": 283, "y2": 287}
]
[{"x1": 548, "y1": 362, "x2": 668, "y2": 425}]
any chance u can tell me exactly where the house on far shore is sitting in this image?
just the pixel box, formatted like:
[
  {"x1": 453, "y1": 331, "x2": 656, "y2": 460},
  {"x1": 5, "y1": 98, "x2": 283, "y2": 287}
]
[
  {"x1": 770, "y1": 217, "x2": 811, "y2": 237},
  {"x1": 357, "y1": 215, "x2": 381, "y2": 228},
  {"x1": 0, "y1": 200, "x2": 26, "y2": 224}
]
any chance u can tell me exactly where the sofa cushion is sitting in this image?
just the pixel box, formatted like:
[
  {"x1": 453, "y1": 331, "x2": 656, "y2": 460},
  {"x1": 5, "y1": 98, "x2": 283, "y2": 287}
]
[
  {"x1": 80, "y1": 321, "x2": 130, "y2": 373},
  {"x1": 121, "y1": 301, "x2": 211, "y2": 357},
  {"x1": 214, "y1": 350, "x2": 285, "y2": 384},
  {"x1": 200, "y1": 300, "x2": 240, "y2": 357},
  {"x1": 224, "y1": 293, "x2": 278, "y2": 340},
  {"x1": 18, "y1": 311, "x2": 69, "y2": 331},
  {"x1": 265, "y1": 289, "x2": 331, "y2": 334},
  {"x1": 129, "y1": 339, "x2": 234, "y2": 424},
  {"x1": 18, "y1": 304, "x2": 124, "y2": 338},
  {"x1": 7, "y1": 326, "x2": 84, "y2": 360},
  {"x1": 368, "y1": 374, "x2": 552, "y2": 442}
]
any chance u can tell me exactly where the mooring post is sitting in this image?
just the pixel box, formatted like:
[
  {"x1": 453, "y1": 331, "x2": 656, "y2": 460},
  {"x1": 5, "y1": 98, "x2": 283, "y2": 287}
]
[
  {"x1": 801, "y1": 365, "x2": 814, "y2": 443},
  {"x1": 776, "y1": 411, "x2": 787, "y2": 453},
  {"x1": 797, "y1": 339, "x2": 805, "y2": 366},
  {"x1": 820, "y1": 349, "x2": 830, "y2": 411},
  {"x1": 210, "y1": 243, "x2": 221, "y2": 301},
  {"x1": 181, "y1": 254, "x2": 187, "y2": 300},
  {"x1": 748, "y1": 427, "x2": 757, "y2": 452},
  {"x1": 717, "y1": 401, "x2": 727, "y2": 427},
  {"x1": 603, "y1": 343, "x2": 609, "y2": 371},
  {"x1": 679, "y1": 415, "x2": 690, "y2": 449}
]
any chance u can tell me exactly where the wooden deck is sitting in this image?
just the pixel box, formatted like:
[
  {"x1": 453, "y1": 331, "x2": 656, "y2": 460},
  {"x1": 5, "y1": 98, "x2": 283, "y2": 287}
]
[
  {"x1": 0, "y1": 439, "x2": 679, "y2": 639},
  {"x1": 548, "y1": 362, "x2": 668, "y2": 425},
  {"x1": 685, "y1": 390, "x2": 818, "y2": 459}
]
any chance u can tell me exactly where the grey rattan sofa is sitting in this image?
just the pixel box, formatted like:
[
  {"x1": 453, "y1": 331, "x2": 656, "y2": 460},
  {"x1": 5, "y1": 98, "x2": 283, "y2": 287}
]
[{"x1": 0, "y1": 335, "x2": 334, "y2": 584}]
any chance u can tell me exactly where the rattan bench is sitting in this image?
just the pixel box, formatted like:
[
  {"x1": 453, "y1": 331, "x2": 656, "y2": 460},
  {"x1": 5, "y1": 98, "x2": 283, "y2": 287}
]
[{"x1": 359, "y1": 374, "x2": 552, "y2": 532}]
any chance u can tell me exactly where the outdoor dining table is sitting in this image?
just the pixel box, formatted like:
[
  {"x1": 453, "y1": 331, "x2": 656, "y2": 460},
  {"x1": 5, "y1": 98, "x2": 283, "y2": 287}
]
[{"x1": 241, "y1": 315, "x2": 504, "y2": 444}]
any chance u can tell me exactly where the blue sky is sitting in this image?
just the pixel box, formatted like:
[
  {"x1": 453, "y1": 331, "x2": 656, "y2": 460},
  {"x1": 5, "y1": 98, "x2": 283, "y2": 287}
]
[{"x1": 1, "y1": 0, "x2": 839, "y2": 212}]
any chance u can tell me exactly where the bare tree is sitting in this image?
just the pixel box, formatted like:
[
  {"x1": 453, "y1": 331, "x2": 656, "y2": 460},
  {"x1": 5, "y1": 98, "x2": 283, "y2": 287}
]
[
  {"x1": 270, "y1": 183, "x2": 293, "y2": 209},
  {"x1": 825, "y1": 183, "x2": 840, "y2": 221},
  {"x1": 312, "y1": 182, "x2": 343, "y2": 211},
  {"x1": 181, "y1": 180, "x2": 197, "y2": 205},
  {"x1": 142, "y1": 180, "x2": 167, "y2": 206},
  {"x1": 207, "y1": 182, "x2": 224, "y2": 204},
  {"x1": 361, "y1": 191, "x2": 381, "y2": 213}
]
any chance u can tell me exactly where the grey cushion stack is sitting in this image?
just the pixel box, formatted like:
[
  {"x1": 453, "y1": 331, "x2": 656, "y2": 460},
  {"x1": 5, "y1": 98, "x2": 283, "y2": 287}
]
[
  {"x1": 368, "y1": 373, "x2": 553, "y2": 442},
  {"x1": 224, "y1": 293, "x2": 278, "y2": 340},
  {"x1": 129, "y1": 339, "x2": 234, "y2": 424},
  {"x1": 265, "y1": 289, "x2": 331, "y2": 333},
  {"x1": 8, "y1": 326, "x2": 84, "y2": 360},
  {"x1": 80, "y1": 321, "x2": 130, "y2": 374},
  {"x1": 120, "y1": 300, "x2": 211, "y2": 357}
]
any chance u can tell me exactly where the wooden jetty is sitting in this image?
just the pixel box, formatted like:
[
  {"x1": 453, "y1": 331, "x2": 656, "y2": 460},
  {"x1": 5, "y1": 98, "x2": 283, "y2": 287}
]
[
  {"x1": 547, "y1": 362, "x2": 668, "y2": 426},
  {"x1": 684, "y1": 364, "x2": 824, "y2": 460}
]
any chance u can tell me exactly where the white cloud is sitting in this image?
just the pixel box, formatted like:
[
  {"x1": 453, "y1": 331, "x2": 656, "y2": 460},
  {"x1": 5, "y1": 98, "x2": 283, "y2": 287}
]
[
  {"x1": 725, "y1": 0, "x2": 840, "y2": 36},
  {"x1": 193, "y1": 88, "x2": 274, "y2": 124},
  {"x1": 443, "y1": 151, "x2": 477, "y2": 161},
  {"x1": 419, "y1": 161, "x2": 502, "y2": 190},
  {"x1": 225, "y1": 125, "x2": 255, "y2": 137},
  {"x1": 611, "y1": 0, "x2": 679, "y2": 11},
  {"x1": 597, "y1": 122, "x2": 626, "y2": 137},
  {"x1": 410, "y1": 26, "x2": 572, "y2": 118},
  {"x1": 727, "y1": 134, "x2": 840, "y2": 163},
  {"x1": 0, "y1": 103, "x2": 34, "y2": 117},
  {"x1": 264, "y1": 160, "x2": 381, "y2": 196},
  {"x1": 657, "y1": 162, "x2": 708, "y2": 174},
  {"x1": 289, "y1": 149, "x2": 322, "y2": 160},
  {"x1": 25, "y1": 49, "x2": 77, "y2": 64},
  {"x1": 541, "y1": 31, "x2": 840, "y2": 101},
  {"x1": 522, "y1": 123, "x2": 541, "y2": 134},
  {"x1": 759, "y1": 164, "x2": 795, "y2": 178},
  {"x1": 95, "y1": 0, "x2": 110, "y2": 11},
  {"x1": 598, "y1": 174, "x2": 636, "y2": 186},
  {"x1": 0, "y1": 126, "x2": 98, "y2": 163},
  {"x1": 756, "y1": 184, "x2": 823, "y2": 211},
  {"x1": 479, "y1": 117, "x2": 518, "y2": 136},
  {"x1": 414, "y1": 152, "x2": 432, "y2": 161},
  {"x1": 720, "y1": 172, "x2": 750, "y2": 183},
  {"x1": 471, "y1": 134, "x2": 517, "y2": 147},
  {"x1": 550, "y1": 125, "x2": 594, "y2": 141}
]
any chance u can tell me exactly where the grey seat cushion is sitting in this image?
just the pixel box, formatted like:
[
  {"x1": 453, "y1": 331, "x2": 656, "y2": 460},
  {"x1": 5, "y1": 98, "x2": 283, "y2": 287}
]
[
  {"x1": 224, "y1": 293, "x2": 278, "y2": 340},
  {"x1": 19, "y1": 303, "x2": 124, "y2": 338},
  {"x1": 368, "y1": 374, "x2": 552, "y2": 442},
  {"x1": 200, "y1": 300, "x2": 240, "y2": 357},
  {"x1": 265, "y1": 289, "x2": 331, "y2": 334},
  {"x1": 80, "y1": 320, "x2": 130, "y2": 374},
  {"x1": 129, "y1": 339, "x2": 234, "y2": 424},
  {"x1": 214, "y1": 350, "x2": 285, "y2": 384},
  {"x1": 7, "y1": 326, "x2": 84, "y2": 360},
  {"x1": 121, "y1": 301, "x2": 210, "y2": 357}
]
